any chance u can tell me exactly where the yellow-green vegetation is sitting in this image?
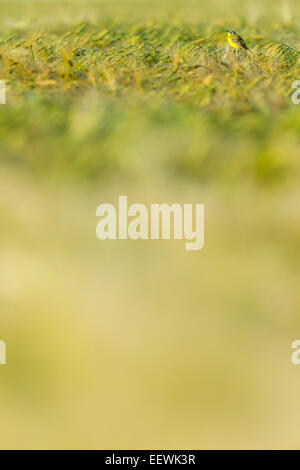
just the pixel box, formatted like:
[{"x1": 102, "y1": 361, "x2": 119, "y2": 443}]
[
  {"x1": 1, "y1": 0, "x2": 300, "y2": 450},
  {"x1": 0, "y1": 0, "x2": 299, "y2": 184}
]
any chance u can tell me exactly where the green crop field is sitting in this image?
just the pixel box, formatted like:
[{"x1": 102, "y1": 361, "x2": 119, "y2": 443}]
[
  {"x1": 0, "y1": 0, "x2": 299, "y2": 183},
  {"x1": 0, "y1": 0, "x2": 300, "y2": 450}
]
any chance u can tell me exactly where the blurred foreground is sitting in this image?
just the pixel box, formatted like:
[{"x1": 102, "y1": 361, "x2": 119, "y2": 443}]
[
  {"x1": 1, "y1": 171, "x2": 300, "y2": 449},
  {"x1": 0, "y1": 0, "x2": 300, "y2": 449}
]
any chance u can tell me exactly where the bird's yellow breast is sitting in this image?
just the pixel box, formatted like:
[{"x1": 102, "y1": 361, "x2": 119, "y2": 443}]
[{"x1": 227, "y1": 34, "x2": 241, "y2": 49}]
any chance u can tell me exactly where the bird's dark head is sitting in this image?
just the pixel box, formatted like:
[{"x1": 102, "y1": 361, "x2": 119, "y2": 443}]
[{"x1": 227, "y1": 30, "x2": 237, "y2": 35}]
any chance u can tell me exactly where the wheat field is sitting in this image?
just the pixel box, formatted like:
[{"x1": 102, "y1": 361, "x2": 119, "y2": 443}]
[{"x1": 0, "y1": 0, "x2": 300, "y2": 450}]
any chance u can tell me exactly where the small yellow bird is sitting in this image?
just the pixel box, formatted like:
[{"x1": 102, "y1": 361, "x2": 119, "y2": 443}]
[{"x1": 227, "y1": 30, "x2": 254, "y2": 54}]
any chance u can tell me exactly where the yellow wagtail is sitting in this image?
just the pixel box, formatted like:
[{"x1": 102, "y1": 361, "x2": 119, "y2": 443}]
[{"x1": 227, "y1": 30, "x2": 254, "y2": 55}]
